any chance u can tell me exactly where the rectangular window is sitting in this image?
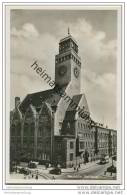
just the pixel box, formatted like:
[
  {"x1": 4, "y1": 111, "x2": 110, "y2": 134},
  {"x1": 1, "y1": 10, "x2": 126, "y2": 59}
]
[
  {"x1": 57, "y1": 142, "x2": 62, "y2": 149},
  {"x1": 78, "y1": 122, "x2": 80, "y2": 129},
  {"x1": 70, "y1": 153, "x2": 73, "y2": 161},
  {"x1": 70, "y1": 141, "x2": 74, "y2": 149},
  {"x1": 80, "y1": 142, "x2": 84, "y2": 149}
]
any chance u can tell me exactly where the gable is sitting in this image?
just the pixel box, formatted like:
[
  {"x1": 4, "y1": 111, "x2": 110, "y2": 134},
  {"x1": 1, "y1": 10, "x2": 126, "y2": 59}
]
[{"x1": 19, "y1": 85, "x2": 67, "y2": 114}]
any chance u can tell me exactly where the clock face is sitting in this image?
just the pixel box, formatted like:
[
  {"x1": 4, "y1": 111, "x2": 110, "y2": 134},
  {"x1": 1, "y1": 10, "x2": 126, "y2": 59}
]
[
  {"x1": 74, "y1": 67, "x2": 79, "y2": 78},
  {"x1": 58, "y1": 65, "x2": 67, "y2": 76}
]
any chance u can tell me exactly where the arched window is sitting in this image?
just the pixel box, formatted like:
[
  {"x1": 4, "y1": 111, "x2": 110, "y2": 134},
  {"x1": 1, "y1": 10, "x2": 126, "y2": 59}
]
[
  {"x1": 11, "y1": 110, "x2": 22, "y2": 137},
  {"x1": 17, "y1": 122, "x2": 21, "y2": 136},
  {"x1": 11, "y1": 124, "x2": 16, "y2": 136},
  {"x1": 24, "y1": 123, "x2": 29, "y2": 136},
  {"x1": 38, "y1": 103, "x2": 51, "y2": 138},
  {"x1": 23, "y1": 106, "x2": 36, "y2": 137},
  {"x1": 38, "y1": 126, "x2": 43, "y2": 137},
  {"x1": 30, "y1": 122, "x2": 35, "y2": 136}
]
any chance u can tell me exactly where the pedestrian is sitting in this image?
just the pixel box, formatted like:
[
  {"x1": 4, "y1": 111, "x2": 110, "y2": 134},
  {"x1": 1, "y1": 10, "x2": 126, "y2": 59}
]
[
  {"x1": 78, "y1": 163, "x2": 80, "y2": 168},
  {"x1": 15, "y1": 166, "x2": 17, "y2": 173},
  {"x1": 76, "y1": 167, "x2": 79, "y2": 172},
  {"x1": 24, "y1": 174, "x2": 26, "y2": 179},
  {"x1": 35, "y1": 174, "x2": 38, "y2": 180},
  {"x1": 52, "y1": 176, "x2": 55, "y2": 180},
  {"x1": 74, "y1": 166, "x2": 76, "y2": 171},
  {"x1": 104, "y1": 171, "x2": 107, "y2": 175},
  {"x1": 32, "y1": 174, "x2": 34, "y2": 178}
]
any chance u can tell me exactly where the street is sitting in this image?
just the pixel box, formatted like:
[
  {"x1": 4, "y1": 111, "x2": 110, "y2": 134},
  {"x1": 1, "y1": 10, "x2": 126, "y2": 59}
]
[
  {"x1": 10, "y1": 160, "x2": 116, "y2": 181},
  {"x1": 57, "y1": 161, "x2": 116, "y2": 180}
]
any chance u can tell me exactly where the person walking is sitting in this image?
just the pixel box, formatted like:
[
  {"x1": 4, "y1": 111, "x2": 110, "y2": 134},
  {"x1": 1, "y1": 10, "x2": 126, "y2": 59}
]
[
  {"x1": 52, "y1": 176, "x2": 55, "y2": 180},
  {"x1": 35, "y1": 174, "x2": 38, "y2": 180}
]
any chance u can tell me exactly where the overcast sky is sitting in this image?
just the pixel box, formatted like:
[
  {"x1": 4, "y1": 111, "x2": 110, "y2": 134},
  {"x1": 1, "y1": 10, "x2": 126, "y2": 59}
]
[{"x1": 10, "y1": 9, "x2": 117, "y2": 129}]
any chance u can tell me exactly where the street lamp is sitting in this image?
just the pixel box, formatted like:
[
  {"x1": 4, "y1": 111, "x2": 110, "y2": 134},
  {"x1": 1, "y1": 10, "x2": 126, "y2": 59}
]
[{"x1": 112, "y1": 156, "x2": 114, "y2": 166}]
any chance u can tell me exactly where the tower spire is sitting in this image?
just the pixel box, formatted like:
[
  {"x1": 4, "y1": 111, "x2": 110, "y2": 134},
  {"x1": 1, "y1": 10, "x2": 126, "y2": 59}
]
[{"x1": 68, "y1": 27, "x2": 70, "y2": 35}]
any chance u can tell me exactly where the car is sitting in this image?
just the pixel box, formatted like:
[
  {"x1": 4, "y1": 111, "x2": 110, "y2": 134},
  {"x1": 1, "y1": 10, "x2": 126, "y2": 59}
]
[
  {"x1": 49, "y1": 167, "x2": 61, "y2": 175},
  {"x1": 19, "y1": 168, "x2": 29, "y2": 175},
  {"x1": 28, "y1": 162, "x2": 37, "y2": 168},
  {"x1": 107, "y1": 165, "x2": 116, "y2": 173},
  {"x1": 112, "y1": 155, "x2": 117, "y2": 161},
  {"x1": 100, "y1": 158, "x2": 106, "y2": 164}
]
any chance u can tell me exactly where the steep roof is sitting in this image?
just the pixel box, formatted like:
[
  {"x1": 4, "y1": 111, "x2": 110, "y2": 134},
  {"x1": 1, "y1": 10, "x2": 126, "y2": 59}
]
[
  {"x1": 67, "y1": 94, "x2": 82, "y2": 111},
  {"x1": 64, "y1": 94, "x2": 90, "y2": 121},
  {"x1": 19, "y1": 85, "x2": 67, "y2": 113}
]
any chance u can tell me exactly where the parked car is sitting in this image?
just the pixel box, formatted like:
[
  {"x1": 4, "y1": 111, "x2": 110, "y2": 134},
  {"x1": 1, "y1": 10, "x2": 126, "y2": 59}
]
[
  {"x1": 112, "y1": 155, "x2": 117, "y2": 161},
  {"x1": 49, "y1": 167, "x2": 61, "y2": 175},
  {"x1": 107, "y1": 165, "x2": 116, "y2": 173},
  {"x1": 28, "y1": 161, "x2": 38, "y2": 168},
  {"x1": 100, "y1": 158, "x2": 106, "y2": 164},
  {"x1": 100, "y1": 155, "x2": 109, "y2": 164},
  {"x1": 28, "y1": 162, "x2": 37, "y2": 169},
  {"x1": 19, "y1": 168, "x2": 29, "y2": 175}
]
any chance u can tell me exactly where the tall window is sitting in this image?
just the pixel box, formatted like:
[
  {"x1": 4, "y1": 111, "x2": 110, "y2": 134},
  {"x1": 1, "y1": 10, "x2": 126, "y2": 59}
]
[
  {"x1": 11, "y1": 125, "x2": 15, "y2": 136},
  {"x1": 17, "y1": 122, "x2": 21, "y2": 136},
  {"x1": 24, "y1": 123, "x2": 29, "y2": 136},
  {"x1": 70, "y1": 153, "x2": 73, "y2": 161},
  {"x1": 70, "y1": 142, "x2": 74, "y2": 149},
  {"x1": 38, "y1": 126, "x2": 43, "y2": 137},
  {"x1": 80, "y1": 142, "x2": 84, "y2": 149},
  {"x1": 78, "y1": 122, "x2": 80, "y2": 129},
  {"x1": 30, "y1": 123, "x2": 34, "y2": 136}
]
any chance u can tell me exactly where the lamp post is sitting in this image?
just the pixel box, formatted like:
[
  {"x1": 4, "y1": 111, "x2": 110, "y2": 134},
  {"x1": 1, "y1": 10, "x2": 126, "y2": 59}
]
[
  {"x1": 112, "y1": 156, "x2": 114, "y2": 166},
  {"x1": 51, "y1": 109, "x2": 55, "y2": 166}
]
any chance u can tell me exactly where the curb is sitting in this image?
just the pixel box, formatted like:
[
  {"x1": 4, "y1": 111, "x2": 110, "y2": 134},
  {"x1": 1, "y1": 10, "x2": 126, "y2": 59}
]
[{"x1": 61, "y1": 162, "x2": 98, "y2": 174}]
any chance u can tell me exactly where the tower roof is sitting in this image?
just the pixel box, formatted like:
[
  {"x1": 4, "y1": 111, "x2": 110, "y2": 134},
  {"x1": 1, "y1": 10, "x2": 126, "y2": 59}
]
[{"x1": 59, "y1": 34, "x2": 77, "y2": 45}]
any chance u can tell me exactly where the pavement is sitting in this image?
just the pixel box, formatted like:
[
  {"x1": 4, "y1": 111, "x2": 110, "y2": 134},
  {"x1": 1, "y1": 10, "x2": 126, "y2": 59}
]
[{"x1": 61, "y1": 160, "x2": 100, "y2": 173}]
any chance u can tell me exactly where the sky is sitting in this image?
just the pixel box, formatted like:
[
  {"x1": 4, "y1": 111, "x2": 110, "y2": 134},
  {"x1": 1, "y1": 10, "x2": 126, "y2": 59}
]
[{"x1": 10, "y1": 8, "x2": 117, "y2": 129}]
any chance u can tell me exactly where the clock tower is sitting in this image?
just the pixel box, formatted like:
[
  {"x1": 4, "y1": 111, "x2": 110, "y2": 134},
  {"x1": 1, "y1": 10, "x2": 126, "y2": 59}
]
[{"x1": 55, "y1": 30, "x2": 81, "y2": 94}]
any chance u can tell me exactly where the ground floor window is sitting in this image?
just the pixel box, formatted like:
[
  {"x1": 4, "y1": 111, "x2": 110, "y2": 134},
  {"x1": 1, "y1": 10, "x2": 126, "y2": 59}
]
[
  {"x1": 70, "y1": 141, "x2": 74, "y2": 149},
  {"x1": 80, "y1": 141, "x2": 84, "y2": 149},
  {"x1": 70, "y1": 153, "x2": 73, "y2": 161}
]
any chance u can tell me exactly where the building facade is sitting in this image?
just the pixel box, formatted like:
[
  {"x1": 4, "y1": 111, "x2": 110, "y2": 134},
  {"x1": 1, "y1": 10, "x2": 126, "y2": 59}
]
[{"x1": 10, "y1": 32, "x2": 117, "y2": 168}]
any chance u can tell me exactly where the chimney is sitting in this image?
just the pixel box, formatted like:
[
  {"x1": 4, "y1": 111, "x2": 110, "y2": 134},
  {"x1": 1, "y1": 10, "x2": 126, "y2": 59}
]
[{"x1": 15, "y1": 97, "x2": 20, "y2": 109}]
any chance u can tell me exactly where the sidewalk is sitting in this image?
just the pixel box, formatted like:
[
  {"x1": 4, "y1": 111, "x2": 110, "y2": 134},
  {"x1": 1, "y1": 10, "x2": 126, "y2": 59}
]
[
  {"x1": 100, "y1": 172, "x2": 116, "y2": 180},
  {"x1": 61, "y1": 160, "x2": 100, "y2": 174}
]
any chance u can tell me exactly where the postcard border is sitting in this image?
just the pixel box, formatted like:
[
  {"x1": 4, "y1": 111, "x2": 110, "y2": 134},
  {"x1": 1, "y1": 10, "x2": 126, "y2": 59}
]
[{"x1": 2, "y1": 1, "x2": 125, "y2": 190}]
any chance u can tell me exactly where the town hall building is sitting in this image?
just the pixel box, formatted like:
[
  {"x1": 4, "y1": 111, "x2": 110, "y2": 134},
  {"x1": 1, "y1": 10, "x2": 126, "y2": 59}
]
[{"x1": 10, "y1": 31, "x2": 117, "y2": 168}]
